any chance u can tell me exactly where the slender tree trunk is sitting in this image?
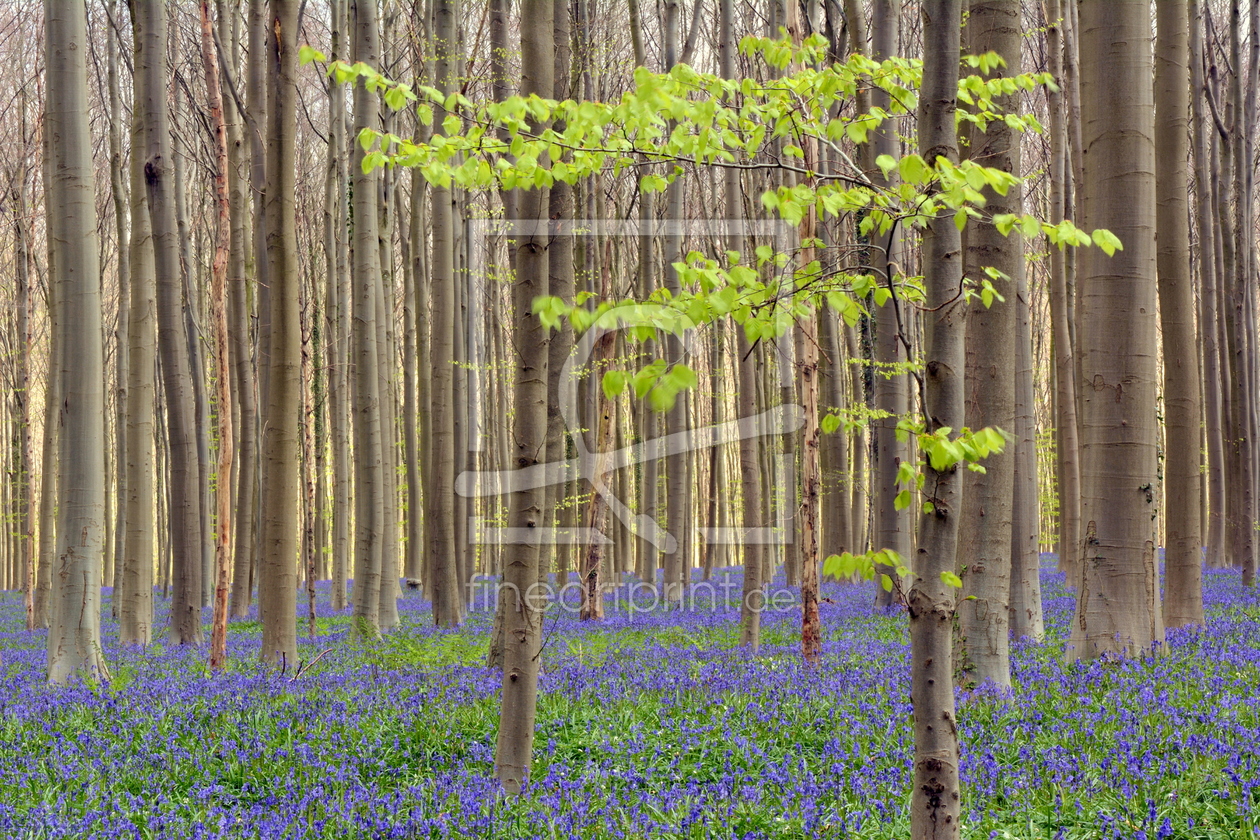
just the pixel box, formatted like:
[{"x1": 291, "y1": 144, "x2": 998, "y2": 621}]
[
  {"x1": 870, "y1": 0, "x2": 911, "y2": 608},
  {"x1": 495, "y1": 1, "x2": 553, "y2": 793},
  {"x1": 45, "y1": 0, "x2": 109, "y2": 684},
  {"x1": 349, "y1": 0, "x2": 385, "y2": 638},
  {"x1": 428, "y1": 0, "x2": 462, "y2": 627},
  {"x1": 226, "y1": 0, "x2": 259, "y2": 620},
  {"x1": 104, "y1": 1, "x2": 129, "y2": 619},
  {"x1": 327, "y1": 0, "x2": 353, "y2": 610},
  {"x1": 200, "y1": 0, "x2": 235, "y2": 669},
  {"x1": 1044, "y1": 0, "x2": 1081, "y2": 584},
  {"x1": 1156, "y1": 0, "x2": 1203, "y2": 627},
  {"x1": 1190, "y1": 0, "x2": 1226, "y2": 569},
  {"x1": 908, "y1": 2, "x2": 964, "y2": 836},
  {"x1": 257, "y1": 0, "x2": 302, "y2": 667},
  {"x1": 135, "y1": 0, "x2": 204, "y2": 646},
  {"x1": 956, "y1": 0, "x2": 1020, "y2": 690},
  {"x1": 1069, "y1": 0, "x2": 1164, "y2": 661},
  {"x1": 1011, "y1": 261, "x2": 1044, "y2": 640}
]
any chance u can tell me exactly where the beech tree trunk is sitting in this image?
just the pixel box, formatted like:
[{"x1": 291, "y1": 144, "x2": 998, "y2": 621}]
[
  {"x1": 1156, "y1": 0, "x2": 1204, "y2": 628},
  {"x1": 495, "y1": 1, "x2": 553, "y2": 793},
  {"x1": 1069, "y1": 0, "x2": 1164, "y2": 661},
  {"x1": 956, "y1": 0, "x2": 1020, "y2": 690},
  {"x1": 428, "y1": 0, "x2": 462, "y2": 628},
  {"x1": 45, "y1": 0, "x2": 109, "y2": 684},
  {"x1": 908, "y1": 2, "x2": 964, "y2": 836},
  {"x1": 257, "y1": 0, "x2": 302, "y2": 667},
  {"x1": 870, "y1": 0, "x2": 912, "y2": 608},
  {"x1": 134, "y1": 0, "x2": 204, "y2": 646}
]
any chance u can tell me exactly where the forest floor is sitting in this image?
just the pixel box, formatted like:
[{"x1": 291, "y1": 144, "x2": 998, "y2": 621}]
[{"x1": 0, "y1": 563, "x2": 1258, "y2": 838}]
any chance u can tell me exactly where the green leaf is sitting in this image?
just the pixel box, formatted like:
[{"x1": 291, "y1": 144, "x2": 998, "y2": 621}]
[
  {"x1": 875, "y1": 154, "x2": 897, "y2": 178},
  {"x1": 880, "y1": 574, "x2": 894, "y2": 593},
  {"x1": 894, "y1": 489, "x2": 911, "y2": 511},
  {"x1": 358, "y1": 127, "x2": 376, "y2": 152},
  {"x1": 1092, "y1": 228, "x2": 1123, "y2": 256},
  {"x1": 299, "y1": 45, "x2": 326, "y2": 65},
  {"x1": 602, "y1": 371, "x2": 628, "y2": 401},
  {"x1": 822, "y1": 413, "x2": 842, "y2": 434},
  {"x1": 940, "y1": 571, "x2": 963, "y2": 589}
]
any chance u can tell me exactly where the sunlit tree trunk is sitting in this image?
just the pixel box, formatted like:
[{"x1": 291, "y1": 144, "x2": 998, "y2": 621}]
[
  {"x1": 1069, "y1": 0, "x2": 1164, "y2": 661},
  {"x1": 45, "y1": 0, "x2": 109, "y2": 684}
]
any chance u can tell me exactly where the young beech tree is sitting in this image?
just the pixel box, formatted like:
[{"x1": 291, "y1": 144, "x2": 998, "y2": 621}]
[{"x1": 310, "y1": 21, "x2": 1114, "y2": 817}]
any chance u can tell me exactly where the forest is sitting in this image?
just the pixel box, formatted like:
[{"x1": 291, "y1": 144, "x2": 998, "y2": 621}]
[{"x1": 0, "y1": 0, "x2": 1258, "y2": 837}]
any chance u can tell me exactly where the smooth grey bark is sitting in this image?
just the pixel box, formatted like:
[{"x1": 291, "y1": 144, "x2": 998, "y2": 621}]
[
  {"x1": 225, "y1": 0, "x2": 259, "y2": 621},
  {"x1": 870, "y1": 0, "x2": 911, "y2": 608},
  {"x1": 1010, "y1": 265, "x2": 1044, "y2": 640},
  {"x1": 105, "y1": 0, "x2": 129, "y2": 618},
  {"x1": 134, "y1": 0, "x2": 204, "y2": 646},
  {"x1": 1156, "y1": 0, "x2": 1204, "y2": 627},
  {"x1": 1044, "y1": 0, "x2": 1081, "y2": 584},
  {"x1": 908, "y1": 2, "x2": 964, "y2": 837},
  {"x1": 1190, "y1": 0, "x2": 1226, "y2": 569},
  {"x1": 257, "y1": 0, "x2": 302, "y2": 666},
  {"x1": 1069, "y1": 0, "x2": 1164, "y2": 660},
  {"x1": 956, "y1": 0, "x2": 1020, "y2": 690},
  {"x1": 327, "y1": 0, "x2": 352, "y2": 610},
  {"x1": 45, "y1": 0, "x2": 109, "y2": 685},
  {"x1": 495, "y1": 1, "x2": 553, "y2": 794},
  {"x1": 349, "y1": 0, "x2": 386, "y2": 637},
  {"x1": 427, "y1": 0, "x2": 462, "y2": 627},
  {"x1": 119, "y1": 3, "x2": 158, "y2": 648}
]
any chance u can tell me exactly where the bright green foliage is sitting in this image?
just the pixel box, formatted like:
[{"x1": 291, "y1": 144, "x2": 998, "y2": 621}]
[{"x1": 302, "y1": 34, "x2": 1114, "y2": 579}]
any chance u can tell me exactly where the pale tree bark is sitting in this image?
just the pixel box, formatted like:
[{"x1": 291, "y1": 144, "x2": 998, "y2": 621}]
[
  {"x1": 104, "y1": 0, "x2": 129, "y2": 617},
  {"x1": 1069, "y1": 0, "x2": 1164, "y2": 661},
  {"x1": 427, "y1": 0, "x2": 462, "y2": 627},
  {"x1": 119, "y1": 22, "x2": 157, "y2": 645},
  {"x1": 1190, "y1": 0, "x2": 1226, "y2": 569},
  {"x1": 257, "y1": 0, "x2": 302, "y2": 666},
  {"x1": 401, "y1": 0, "x2": 428, "y2": 589},
  {"x1": 579, "y1": 246, "x2": 615, "y2": 622},
  {"x1": 327, "y1": 0, "x2": 352, "y2": 610},
  {"x1": 1011, "y1": 264, "x2": 1043, "y2": 640},
  {"x1": 956, "y1": 0, "x2": 1020, "y2": 690},
  {"x1": 720, "y1": 0, "x2": 763, "y2": 650},
  {"x1": 496, "y1": 2, "x2": 553, "y2": 794},
  {"x1": 45, "y1": 0, "x2": 109, "y2": 685},
  {"x1": 350, "y1": 0, "x2": 386, "y2": 638},
  {"x1": 134, "y1": 0, "x2": 204, "y2": 646},
  {"x1": 1044, "y1": 0, "x2": 1081, "y2": 584},
  {"x1": 200, "y1": 0, "x2": 235, "y2": 669},
  {"x1": 1155, "y1": 0, "x2": 1203, "y2": 628},
  {"x1": 870, "y1": 0, "x2": 912, "y2": 608},
  {"x1": 225, "y1": 0, "x2": 259, "y2": 621},
  {"x1": 908, "y1": 2, "x2": 964, "y2": 836},
  {"x1": 544, "y1": 0, "x2": 574, "y2": 596},
  {"x1": 12, "y1": 92, "x2": 34, "y2": 631}
]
